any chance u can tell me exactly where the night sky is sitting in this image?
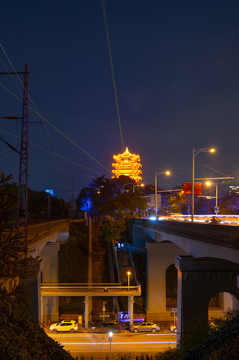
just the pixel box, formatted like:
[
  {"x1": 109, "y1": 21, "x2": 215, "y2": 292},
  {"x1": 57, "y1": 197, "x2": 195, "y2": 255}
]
[{"x1": 1, "y1": 0, "x2": 239, "y2": 201}]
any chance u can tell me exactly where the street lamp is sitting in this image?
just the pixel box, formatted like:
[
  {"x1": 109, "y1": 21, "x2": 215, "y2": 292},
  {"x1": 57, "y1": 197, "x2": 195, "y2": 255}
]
[
  {"x1": 205, "y1": 181, "x2": 218, "y2": 214},
  {"x1": 196, "y1": 177, "x2": 234, "y2": 216},
  {"x1": 108, "y1": 331, "x2": 113, "y2": 360},
  {"x1": 191, "y1": 147, "x2": 215, "y2": 222},
  {"x1": 127, "y1": 271, "x2": 131, "y2": 290},
  {"x1": 155, "y1": 170, "x2": 171, "y2": 216}
]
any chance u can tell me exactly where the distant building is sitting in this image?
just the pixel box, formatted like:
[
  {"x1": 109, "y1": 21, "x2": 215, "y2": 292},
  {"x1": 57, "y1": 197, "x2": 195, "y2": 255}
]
[
  {"x1": 229, "y1": 186, "x2": 239, "y2": 195},
  {"x1": 112, "y1": 147, "x2": 142, "y2": 183}
]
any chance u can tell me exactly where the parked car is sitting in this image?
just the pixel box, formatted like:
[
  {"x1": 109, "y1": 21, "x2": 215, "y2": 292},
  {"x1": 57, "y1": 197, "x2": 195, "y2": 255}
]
[
  {"x1": 50, "y1": 320, "x2": 78, "y2": 333},
  {"x1": 129, "y1": 321, "x2": 160, "y2": 333},
  {"x1": 170, "y1": 324, "x2": 177, "y2": 332},
  {"x1": 91, "y1": 321, "x2": 122, "y2": 333}
]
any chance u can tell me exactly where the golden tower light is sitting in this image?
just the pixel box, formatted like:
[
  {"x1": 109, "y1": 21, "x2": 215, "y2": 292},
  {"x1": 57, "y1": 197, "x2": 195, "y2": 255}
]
[{"x1": 112, "y1": 147, "x2": 142, "y2": 183}]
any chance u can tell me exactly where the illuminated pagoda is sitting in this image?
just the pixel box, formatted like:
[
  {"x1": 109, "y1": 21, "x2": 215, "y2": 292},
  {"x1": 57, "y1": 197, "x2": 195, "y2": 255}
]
[{"x1": 112, "y1": 147, "x2": 142, "y2": 183}]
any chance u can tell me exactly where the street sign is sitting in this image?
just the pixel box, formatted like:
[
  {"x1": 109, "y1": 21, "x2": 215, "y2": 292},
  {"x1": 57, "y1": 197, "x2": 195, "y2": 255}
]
[
  {"x1": 171, "y1": 308, "x2": 177, "y2": 312},
  {"x1": 214, "y1": 206, "x2": 219, "y2": 214}
]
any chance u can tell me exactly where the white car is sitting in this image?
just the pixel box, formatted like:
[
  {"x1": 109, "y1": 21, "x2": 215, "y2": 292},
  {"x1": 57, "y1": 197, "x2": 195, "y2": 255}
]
[{"x1": 50, "y1": 320, "x2": 78, "y2": 333}]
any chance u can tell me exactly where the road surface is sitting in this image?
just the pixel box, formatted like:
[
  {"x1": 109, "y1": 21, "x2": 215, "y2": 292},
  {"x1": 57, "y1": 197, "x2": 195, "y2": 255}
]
[{"x1": 47, "y1": 331, "x2": 176, "y2": 359}]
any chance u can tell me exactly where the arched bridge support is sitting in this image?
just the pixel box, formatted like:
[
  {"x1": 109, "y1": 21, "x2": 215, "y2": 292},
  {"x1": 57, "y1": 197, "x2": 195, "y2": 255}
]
[
  {"x1": 175, "y1": 256, "x2": 239, "y2": 350},
  {"x1": 20, "y1": 257, "x2": 42, "y2": 322},
  {"x1": 41, "y1": 242, "x2": 60, "y2": 322},
  {"x1": 146, "y1": 242, "x2": 187, "y2": 320}
]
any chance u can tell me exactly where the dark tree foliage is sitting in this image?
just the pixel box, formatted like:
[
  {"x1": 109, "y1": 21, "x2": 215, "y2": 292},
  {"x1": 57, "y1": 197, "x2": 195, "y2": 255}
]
[
  {"x1": 0, "y1": 172, "x2": 26, "y2": 280},
  {"x1": 76, "y1": 175, "x2": 147, "y2": 243},
  {"x1": 0, "y1": 292, "x2": 74, "y2": 359},
  {"x1": 154, "y1": 311, "x2": 239, "y2": 360},
  {"x1": 219, "y1": 193, "x2": 239, "y2": 214},
  {"x1": 0, "y1": 172, "x2": 74, "y2": 359},
  {"x1": 1, "y1": 179, "x2": 69, "y2": 220}
]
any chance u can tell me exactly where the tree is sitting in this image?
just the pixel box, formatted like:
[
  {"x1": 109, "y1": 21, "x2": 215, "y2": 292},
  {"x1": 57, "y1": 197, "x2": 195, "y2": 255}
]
[
  {"x1": 218, "y1": 193, "x2": 239, "y2": 215},
  {"x1": 0, "y1": 171, "x2": 74, "y2": 359},
  {"x1": 0, "y1": 171, "x2": 26, "y2": 281},
  {"x1": 167, "y1": 188, "x2": 188, "y2": 215},
  {"x1": 76, "y1": 175, "x2": 147, "y2": 243}
]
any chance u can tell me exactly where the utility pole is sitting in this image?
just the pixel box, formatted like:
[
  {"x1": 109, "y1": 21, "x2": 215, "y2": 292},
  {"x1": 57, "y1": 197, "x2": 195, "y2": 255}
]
[
  {"x1": 1, "y1": 64, "x2": 30, "y2": 255},
  {"x1": 88, "y1": 216, "x2": 93, "y2": 322},
  {"x1": 71, "y1": 176, "x2": 75, "y2": 219},
  {"x1": 17, "y1": 64, "x2": 29, "y2": 256}
]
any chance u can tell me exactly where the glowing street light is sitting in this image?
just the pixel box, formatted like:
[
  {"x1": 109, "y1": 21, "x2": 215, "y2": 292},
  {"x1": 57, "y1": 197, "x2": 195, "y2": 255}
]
[
  {"x1": 205, "y1": 180, "x2": 219, "y2": 214},
  {"x1": 155, "y1": 170, "x2": 171, "y2": 216},
  {"x1": 192, "y1": 147, "x2": 215, "y2": 222},
  {"x1": 127, "y1": 271, "x2": 131, "y2": 290},
  {"x1": 195, "y1": 176, "x2": 234, "y2": 216},
  {"x1": 108, "y1": 331, "x2": 113, "y2": 360}
]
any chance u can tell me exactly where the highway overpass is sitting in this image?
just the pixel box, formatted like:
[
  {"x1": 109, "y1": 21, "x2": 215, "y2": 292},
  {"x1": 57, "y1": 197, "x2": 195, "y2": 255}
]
[{"x1": 133, "y1": 218, "x2": 239, "y2": 349}]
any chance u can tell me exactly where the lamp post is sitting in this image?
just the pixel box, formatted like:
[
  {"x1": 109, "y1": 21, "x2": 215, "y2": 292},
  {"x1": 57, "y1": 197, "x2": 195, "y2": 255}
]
[
  {"x1": 191, "y1": 148, "x2": 215, "y2": 222},
  {"x1": 108, "y1": 331, "x2": 113, "y2": 360},
  {"x1": 203, "y1": 176, "x2": 234, "y2": 215},
  {"x1": 155, "y1": 170, "x2": 171, "y2": 217},
  {"x1": 205, "y1": 181, "x2": 218, "y2": 213},
  {"x1": 127, "y1": 271, "x2": 131, "y2": 290}
]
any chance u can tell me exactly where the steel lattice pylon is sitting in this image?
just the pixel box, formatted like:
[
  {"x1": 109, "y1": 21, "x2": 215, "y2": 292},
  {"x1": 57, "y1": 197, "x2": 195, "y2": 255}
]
[{"x1": 16, "y1": 64, "x2": 29, "y2": 254}]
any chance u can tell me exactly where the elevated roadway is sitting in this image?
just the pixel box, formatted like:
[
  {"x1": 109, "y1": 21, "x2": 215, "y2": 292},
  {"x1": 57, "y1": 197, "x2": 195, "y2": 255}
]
[
  {"x1": 41, "y1": 284, "x2": 141, "y2": 297},
  {"x1": 19, "y1": 218, "x2": 71, "y2": 257},
  {"x1": 133, "y1": 218, "x2": 239, "y2": 349},
  {"x1": 134, "y1": 218, "x2": 239, "y2": 263}
]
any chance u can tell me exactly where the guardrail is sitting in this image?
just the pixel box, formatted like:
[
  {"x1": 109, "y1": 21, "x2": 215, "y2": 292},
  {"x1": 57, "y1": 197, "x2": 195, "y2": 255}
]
[
  {"x1": 134, "y1": 219, "x2": 239, "y2": 248},
  {"x1": 41, "y1": 283, "x2": 141, "y2": 297},
  {"x1": 18, "y1": 219, "x2": 70, "y2": 244}
]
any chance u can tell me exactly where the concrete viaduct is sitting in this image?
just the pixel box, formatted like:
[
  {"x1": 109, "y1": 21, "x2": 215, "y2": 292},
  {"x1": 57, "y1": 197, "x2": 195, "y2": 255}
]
[
  {"x1": 19, "y1": 219, "x2": 71, "y2": 322},
  {"x1": 19, "y1": 219, "x2": 141, "y2": 328},
  {"x1": 17, "y1": 217, "x2": 239, "y2": 348},
  {"x1": 132, "y1": 219, "x2": 239, "y2": 348}
]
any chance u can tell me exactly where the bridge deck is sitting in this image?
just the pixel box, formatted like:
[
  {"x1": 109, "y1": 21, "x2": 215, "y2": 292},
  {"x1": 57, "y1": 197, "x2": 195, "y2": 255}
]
[
  {"x1": 135, "y1": 219, "x2": 239, "y2": 248},
  {"x1": 41, "y1": 283, "x2": 141, "y2": 297}
]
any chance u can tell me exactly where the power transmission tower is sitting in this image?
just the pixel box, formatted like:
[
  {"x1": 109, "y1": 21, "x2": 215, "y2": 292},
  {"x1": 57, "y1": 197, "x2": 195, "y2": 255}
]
[
  {"x1": 0, "y1": 64, "x2": 30, "y2": 255},
  {"x1": 16, "y1": 64, "x2": 29, "y2": 254}
]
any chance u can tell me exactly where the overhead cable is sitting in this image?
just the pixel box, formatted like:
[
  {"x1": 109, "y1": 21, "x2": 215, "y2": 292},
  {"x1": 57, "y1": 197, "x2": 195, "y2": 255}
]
[
  {"x1": 0, "y1": 44, "x2": 57, "y2": 152},
  {"x1": 0, "y1": 129, "x2": 102, "y2": 175},
  {"x1": 0, "y1": 80, "x2": 111, "y2": 174},
  {"x1": 101, "y1": 0, "x2": 124, "y2": 152}
]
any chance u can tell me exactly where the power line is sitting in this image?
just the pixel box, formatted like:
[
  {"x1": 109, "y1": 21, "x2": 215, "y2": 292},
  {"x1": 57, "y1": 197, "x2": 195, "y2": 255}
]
[
  {"x1": 198, "y1": 162, "x2": 229, "y2": 177},
  {"x1": 0, "y1": 128, "x2": 102, "y2": 176},
  {"x1": 0, "y1": 44, "x2": 57, "y2": 153},
  {"x1": 0, "y1": 45, "x2": 111, "y2": 174},
  {"x1": 0, "y1": 80, "x2": 111, "y2": 174},
  {"x1": 101, "y1": 0, "x2": 124, "y2": 152}
]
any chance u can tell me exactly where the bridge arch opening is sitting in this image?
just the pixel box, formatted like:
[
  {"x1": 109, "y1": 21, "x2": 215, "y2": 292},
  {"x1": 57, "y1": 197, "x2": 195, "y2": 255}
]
[
  {"x1": 208, "y1": 292, "x2": 239, "y2": 320},
  {"x1": 166, "y1": 264, "x2": 177, "y2": 309}
]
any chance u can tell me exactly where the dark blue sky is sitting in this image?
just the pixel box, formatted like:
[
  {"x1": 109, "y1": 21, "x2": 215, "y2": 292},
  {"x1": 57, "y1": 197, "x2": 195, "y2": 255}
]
[{"x1": 1, "y1": 0, "x2": 239, "y2": 200}]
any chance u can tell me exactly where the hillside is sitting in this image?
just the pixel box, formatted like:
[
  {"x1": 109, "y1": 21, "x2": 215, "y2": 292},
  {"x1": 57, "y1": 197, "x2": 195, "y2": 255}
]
[
  {"x1": 155, "y1": 312, "x2": 239, "y2": 360},
  {"x1": 0, "y1": 286, "x2": 74, "y2": 360}
]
